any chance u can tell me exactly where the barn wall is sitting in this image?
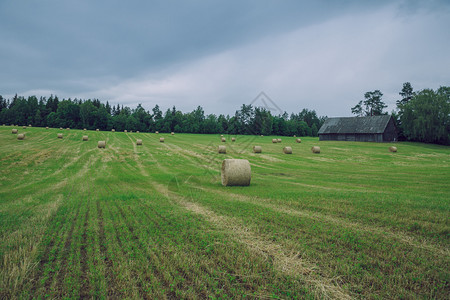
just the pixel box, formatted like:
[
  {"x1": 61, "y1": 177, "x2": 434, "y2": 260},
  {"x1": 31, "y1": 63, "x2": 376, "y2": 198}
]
[{"x1": 383, "y1": 118, "x2": 398, "y2": 142}]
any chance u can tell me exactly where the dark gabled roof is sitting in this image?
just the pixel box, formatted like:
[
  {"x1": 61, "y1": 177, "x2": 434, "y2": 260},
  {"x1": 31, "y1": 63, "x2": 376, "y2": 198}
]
[{"x1": 318, "y1": 115, "x2": 392, "y2": 134}]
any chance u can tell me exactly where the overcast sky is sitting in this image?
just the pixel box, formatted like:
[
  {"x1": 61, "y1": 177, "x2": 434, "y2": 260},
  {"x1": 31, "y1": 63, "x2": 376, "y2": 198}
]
[{"x1": 1, "y1": 0, "x2": 449, "y2": 117}]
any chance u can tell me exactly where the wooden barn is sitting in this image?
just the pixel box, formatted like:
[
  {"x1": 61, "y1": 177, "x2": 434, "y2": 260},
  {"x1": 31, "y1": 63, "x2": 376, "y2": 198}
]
[{"x1": 318, "y1": 115, "x2": 398, "y2": 142}]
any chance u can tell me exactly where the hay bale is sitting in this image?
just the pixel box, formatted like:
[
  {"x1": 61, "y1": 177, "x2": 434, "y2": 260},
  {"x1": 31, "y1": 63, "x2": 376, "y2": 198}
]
[
  {"x1": 155, "y1": 131, "x2": 159, "y2": 134},
  {"x1": 82, "y1": 135, "x2": 88, "y2": 141},
  {"x1": 171, "y1": 132, "x2": 174, "y2": 135},
  {"x1": 136, "y1": 131, "x2": 140, "y2": 133},
  {"x1": 231, "y1": 137, "x2": 236, "y2": 142},
  {"x1": 272, "y1": 139, "x2": 277, "y2": 143},
  {"x1": 17, "y1": 133, "x2": 25, "y2": 140},
  {"x1": 160, "y1": 137, "x2": 164, "y2": 142},
  {"x1": 389, "y1": 146, "x2": 397, "y2": 152},
  {"x1": 253, "y1": 146, "x2": 262, "y2": 153},
  {"x1": 221, "y1": 137, "x2": 226, "y2": 142},
  {"x1": 220, "y1": 134, "x2": 224, "y2": 137},
  {"x1": 124, "y1": 130, "x2": 127, "y2": 133},
  {"x1": 260, "y1": 135, "x2": 264, "y2": 137},
  {"x1": 96, "y1": 129, "x2": 99, "y2": 131},
  {"x1": 66, "y1": 128, "x2": 70, "y2": 130},
  {"x1": 283, "y1": 146, "x2": 292, "y2": 154},
  {"x1": 28, "y1": 125, "x2": 32, "y2": 127},
  {"x1": 221, "y1": 159, "x2": 251, "y2": 186},
  {"x1": 57, "y1": 133, "x2": 63, "y2": 139},
  {"x1": 137, "y1": 139, "x2": 143, "y2": 145},
  {"x1": 22, "y1": 126, "x2": 26, "y2": 129},
  {"x1": 46, "y1": 127, "x2": 49, "y2": 129},
  {"x1": 83, "y1": 128, "x2": 87, "y2": 131},
  {"x1": 218, "y1": 145, "x2": 226, "y2": 154},
  {"x1": 311, "y1": 146, "x2": 320, "y2": 154},
  {"x1": 293, "y1": 135, "x2": 296, "y2": 137},
  {"x1": 98, "y1": 141, "x2": 106, "y2": 148},
  {"x1": 112, "y1": 129, "x2": 115, "y2": 132},
  {"x1": 296, "y1": 138, "x2": 301, "y2": 143},
  {"x1": 130, "y1": 130, "x2": 133, "y2": 133},
  {"x1": 59, "y1": 127, "x2": 63, "y2": 130},
  {"x1": 277, "y1": 138, "x2": 282, "y2": 143},
  {"x1": 11, "y1": 129, "x2": 18, "y2": 134}
]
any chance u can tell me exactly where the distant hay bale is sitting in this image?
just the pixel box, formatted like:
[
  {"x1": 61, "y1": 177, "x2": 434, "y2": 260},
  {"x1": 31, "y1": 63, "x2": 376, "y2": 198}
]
[
  {"x1": 231, "y1": 137, "x2": 236, "y2": 142},
  {"x1": 293, "y1": 135, "x2": 296, "y2": 137},
  {"x1": 220, "y1": 134, "x2": 224, "y2": 137},
  {"x1": 283, "y1": 146, "x2": 292, "y2": 154},
  {"x1": 221, "y1": 159, "x2": 251, "y2": 186},
  {"x1": 389, "y1": 146, "x2": 397, "y2": 152},
  {"x1": 124, "y1": 130, "x2": 127, "y2": 133},
  {"x1": 253, "y1": 146, "x2": 262, "y2": 153},
  {"x1": 84, "y1": 128, "x2": 87, "y2": 131},
  {"x1": 66, "y1": 128, "x2": 70, "y2": 130},
  {"x1": 82, "y1": 135, "x2": 88, "y2": 141},
  {"x1": 160, "y1": 137, "x2": 164, "y2": 142},
  {"x1": 46, "y1": 127, "x2": 49, "y2": 129},
  {"x1": 260, "y1": 135, "x2": 264, "y2": 137},
  {"x1": 130, "y1": 130, "x2": 133, "y2": 133},
  {"x1": 272, "y1": 139, "x2": 277, "y2": 143},
  {"x1": 17, "y1": 133, "x2": 25, "y2": 140},
  {"x1": 28, "y1": 124, "x2": 32, "y2": 127},
  {"x1": 11, "y1": 129, "x2": 18, "y2": 134},
  {"x1": 98, "y1": 141, "x2": 106, "y2": 148},
  {"x1": 59, "y1": 127, "x2": 63, "y2": 130},
  {"x1": 155, "y1": 131, "x2": 159, "y2": 134},
  {"x1": 171, "y1": 132, "x2": 174, "y2": 135},
  {"x1": 277, "y1": 138, "x2": 282, "y2": 143},
  {"x1": 311, "y1": 146, "x2": 320, "y2": 153},
  {"x1": 137, "y1": 139, "x2": 142, "y2": 145},
  {"x1": 96, "y1": 129, "x2": 99, "y2": 131},
  {"x1": 22, "y1": 126, "x2": 26, "y2": 129},
  {"x1": 112, "y1": 129, "x2": 115, "y2": 132},
  {"x1": 218, "y1": 145, "x2": 226, "y2": 154},
  {"x1": 136, "y1": 131, "x2": 140, "y2": 133},
  {"x1": 57, "y1": 133, "x2": 63, "y2": 139},
  {"x1": 221, "y1": 137, "x2": 226, "y2": 142},
  {"x1": 296, "y1": 138, "x2": 302, "y2": 143}
]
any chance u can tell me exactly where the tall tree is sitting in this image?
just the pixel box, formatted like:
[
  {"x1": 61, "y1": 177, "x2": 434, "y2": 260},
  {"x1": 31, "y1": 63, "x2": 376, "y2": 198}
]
[{"x1": 351, "y1": 90, "x2": 387, "y2": 116}]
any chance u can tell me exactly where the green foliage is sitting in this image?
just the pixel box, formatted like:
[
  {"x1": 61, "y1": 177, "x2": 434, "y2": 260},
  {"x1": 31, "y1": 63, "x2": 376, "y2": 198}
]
[
  {"x1": 400, "y1": 86, "x2": 450, "y2": 145},
  {"x1": 352, "y1": 90, "x2": 387, "y2": 117}
]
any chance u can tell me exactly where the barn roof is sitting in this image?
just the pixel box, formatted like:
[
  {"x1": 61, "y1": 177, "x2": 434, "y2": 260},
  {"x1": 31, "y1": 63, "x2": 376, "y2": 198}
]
[{"x1": 318, "y1": 115, "x2": 393, "y2": 134}]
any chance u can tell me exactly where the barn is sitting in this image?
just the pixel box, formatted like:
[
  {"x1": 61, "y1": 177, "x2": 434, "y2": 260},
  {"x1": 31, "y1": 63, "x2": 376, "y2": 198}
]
[{"x1": 318, "y1": 115, "x2": 398, "y2": 142}]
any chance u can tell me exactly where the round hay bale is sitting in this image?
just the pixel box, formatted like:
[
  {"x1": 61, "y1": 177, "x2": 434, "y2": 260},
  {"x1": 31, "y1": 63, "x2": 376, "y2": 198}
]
[
  {"x1": 112, "y1": 129, "x2": 115, "y2": 132},
  {"x1": 28, "y1": 125, "x2": 32, "y2": 127},
  {"x1": 283, "y1": 146, "x2": 292, "y2": 154},
  {"x1": 260, "y1": 135, "x2": 264, "y2": 137},
  {"x1": 83, "y1": 128, "x2": 87, "y2": 131},
  {"x1": 82, "y1": 135, "x2": 88, "y2": 141},
  {"x1": 11, "y1": 129, "x2": 18, "y2": 134},
  {"x1": 311, "y1": 146, "x2": 320, "y2": 154},
  {"x1": 272, "y1": 139, "x2": 277, "y2": 143},
  {"x1": 171, "y1": 132, "x2": 174, "y2": 135},
  {"x1": 130, "y1": 130, "x2": 133, "y2": 133},
  {"x1": 277, "y1": 138, "x2": 282, "y2": 143},
  {"x1": 22, "y1": 126, "x2": 26, "y2": 129},
  {"x1": 46, "y1": 127, "x2": 49, "y2": 129},
  {"x1": 124, "y1": 130, "x2": 127, "y2": 133},
  {"x1": 218, "y1": 145, "x2": 226, "y2": 154},
  {"x1": 296, "y1": 138, "x2": 302, "y2": 143},
  {"x1": 221, "y1": 137, "x2": 226, "y2": 142},
  {"x1": 221, "y1": 159, "x2": 251, "y2": 186},
  {"x1": 231, "y1": 137, "x2": 236, "y2": 142},
  {"x1": 57, "y1": 133, "x2": 63, "y2": 139},
  {"x1": 220, "y1": 134, "x2": 224, "y2": 137},
  {"x1": 389, "y1": 146, "x2": 397, "y2": 152},
  {"x1": 136, "y1": 131, "x2": 140, "y2": 133},
  {"x1": 159, "y1": 137, "x2": 164, "y2": 142},
  {"x1": 66, "y1": 128, "x2": 70, "y2": 130},
  {"x1": 96, "y1": 129, "x2": 99, "y2": 131},
  {"x1": 17, "y1": 133, "x2": 25, "y2": 140},
  {"x1": 137, "y1": 139, "x2": 143, "y2": 145},
  {"x1": 155, "y1": 131, "x2": 159, "y2": 134},
  {"x1": 253, "y1": 146, "x2": 262, "y2": 153},
  {"x1": 293, "y1": 135, "x2": 296, "y2": 137},
  {"x1": 59, "y1": 127, "x2": 63, "y2": 130},
  {"x1": 98, "y1": 141, "x2": 106, "y2": 148}
]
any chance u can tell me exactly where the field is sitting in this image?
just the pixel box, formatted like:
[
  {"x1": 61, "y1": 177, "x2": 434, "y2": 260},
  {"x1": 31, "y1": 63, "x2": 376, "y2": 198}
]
[{"x1": 0, "y1": 126, "x2": 449, "y2": 299}]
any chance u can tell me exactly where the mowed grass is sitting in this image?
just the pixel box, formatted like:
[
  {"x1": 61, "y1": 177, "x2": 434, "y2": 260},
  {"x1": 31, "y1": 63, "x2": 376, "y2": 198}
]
[{"x1": 0, "y1": 126, "x2": 448, "y2": 299}]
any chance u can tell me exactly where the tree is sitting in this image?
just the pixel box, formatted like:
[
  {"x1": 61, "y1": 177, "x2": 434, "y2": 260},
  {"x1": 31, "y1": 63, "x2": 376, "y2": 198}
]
[
  {"x1": 397, "y1": 82, "x2": 414, "y2": 107},
  {"x1": 351, "y1": 90, "x2": 387, "y2": 116}
]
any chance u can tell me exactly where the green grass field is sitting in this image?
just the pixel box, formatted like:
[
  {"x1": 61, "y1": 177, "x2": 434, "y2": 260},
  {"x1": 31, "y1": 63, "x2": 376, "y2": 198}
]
[{"x1": 0, "y1": 126, "x2": 449, "y2": 299}]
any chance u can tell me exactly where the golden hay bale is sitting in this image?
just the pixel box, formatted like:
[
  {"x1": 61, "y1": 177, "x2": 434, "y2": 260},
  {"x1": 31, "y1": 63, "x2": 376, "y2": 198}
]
[
  {"x1": 296, "y1": 138, "x2": 302, "y2": 143},
  {"x1": 253, "y1": 146, "x2": 262, "y2": 153},
  {"x1": 136, "y1": 131, "x2": 140, "y2": 133},
  {"x1": 231, "y1": 137, "x2": 236, "y2": 142},
  {"x1": 22, "y1": 126, "x2": 26, "y2": 129},
  {"x1": 82, "y1": 135, "x2": 88, "y2": 141},
  {"x1": 59, "y1": 127, "x2": 63, "y2": 130},
  {"x1": 96, "y1": 129, "x2": 99, "y2": 131},
  {"x1": 220, "y1": 134, "x2": 224, "y2": 137},
  {"x1": 260, "y1": 135, "x2": 264, "y2": 137},
  {"x1": 221, "y1": 137, "x2": 226, "y2": 142},
  {"x1": 283, "y1": 146, "x2": 292, "y2": 154},
  {"x1": 311, "y1": 146, "x2": 321, "y2": 154},
  {"x1": 272, "y1": 139, "x2": 277, "y2": 143},
  {"x1": 124, "y1": 130, "x2": 127, "y2": 133},
  {"x1": 160, "y1": 137, "x2": 164, "y2": 142},
  {"x1": 17, "y1": 133, "x2": 25, "y2": 140},
  {"x1": 112, "y1": 129, "x2": 115, "y2": 132},
  {"x1": 293, "y1": 135, "x2": 296, "y2": 137},
  {"x1": 57, "y1": 133, "x2": 63, "y2": 139},
  {"x1": 28, "y1": 124, "x2": 32, "y2": 127},
  {"x1": 83, "y1": 128, "x2": 87, "y2": 131},
  {"x1": 66, "y1": 128, "x2": 70, "y2": 130},
  {"x1": 137, "y1": 139, "x2": 143, "y2": 145},
  {"x1": 98, "y1": 141, "x2": 106, "y2": 148},
  {"x1": 11, "y1": 129, "x2": 18, "y2": 134},
  {"x1": 218, "y1": 145, "x2": 226, "y2": 154},
  {"x1": 277, "y1": 138, "x2": 282, "y2": 143},
  {"x1": 221, "y1": 159, "x2": 251, "y2": 186},
  {"x1": 171, "y1": 132, "x2": 174, "y2": 135},
  {"x1": 46, "y1": 127, "x2": 49, "y2": 129},
  {"x1": 155, "y1": 131, "x2": 159, "y2": 134},
  {"x1": 389, "y1": 146, "x2": 397, "y2": 152}
]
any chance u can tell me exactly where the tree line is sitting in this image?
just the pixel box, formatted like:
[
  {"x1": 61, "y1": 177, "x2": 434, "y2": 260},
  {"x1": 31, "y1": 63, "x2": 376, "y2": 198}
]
[
  {"x1": 0, "y1": 95, "x2": 325, "y2": 137},
  {"x1": 351, "y1": 83, "x2": 450, "y2": 145}
]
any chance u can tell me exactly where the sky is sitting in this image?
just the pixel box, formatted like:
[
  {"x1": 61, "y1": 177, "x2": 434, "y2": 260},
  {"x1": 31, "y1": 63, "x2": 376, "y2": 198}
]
[{"x1": 1, "y1": 0, "x2": 449, "y2": 117}]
